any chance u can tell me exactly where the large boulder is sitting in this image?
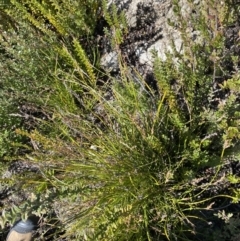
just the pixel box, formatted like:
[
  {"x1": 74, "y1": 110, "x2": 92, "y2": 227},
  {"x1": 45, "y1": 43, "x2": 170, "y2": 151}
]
[{"x1": 100, "y1": 0, "x2": 199, "y2": 73}]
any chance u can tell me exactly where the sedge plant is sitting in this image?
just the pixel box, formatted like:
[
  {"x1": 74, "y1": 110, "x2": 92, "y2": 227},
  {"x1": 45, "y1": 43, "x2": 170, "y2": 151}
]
[{"x1": 1, "y1": 0, "x2": 240, "y2": 240}]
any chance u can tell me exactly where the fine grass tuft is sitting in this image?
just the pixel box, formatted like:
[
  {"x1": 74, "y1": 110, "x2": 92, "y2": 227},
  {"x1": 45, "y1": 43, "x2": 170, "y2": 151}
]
[{"x1": 0, "y1": 0, "x2": 240, "y2": 240}]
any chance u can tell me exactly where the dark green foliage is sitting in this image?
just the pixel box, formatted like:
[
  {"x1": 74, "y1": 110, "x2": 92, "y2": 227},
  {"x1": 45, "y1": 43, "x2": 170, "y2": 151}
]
[{"x1": 0, "y1": 0, "x2": 240, "y2": 241}]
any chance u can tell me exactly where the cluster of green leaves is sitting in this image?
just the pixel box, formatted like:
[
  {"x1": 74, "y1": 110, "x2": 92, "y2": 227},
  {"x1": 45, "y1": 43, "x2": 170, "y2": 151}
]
[
  {"x1": 0, "y1": 0, "x2": 101, "y2": 235},
  {"x1": 0, "y1": 0, "x2": 240, "y2": 240},
  {"x1": 0, "y1": 0, "x2": 101, "y2": 138},
  {"x1": 3, "y1": 0, "x2": 101, "y2": 36},
  {"x1": 102, "y1": 0, "x2": 128, "y2": 46}
]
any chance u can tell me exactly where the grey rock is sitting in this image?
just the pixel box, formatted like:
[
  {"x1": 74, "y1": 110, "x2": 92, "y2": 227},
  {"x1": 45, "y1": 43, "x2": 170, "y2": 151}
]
[
  {"x1": 100, "y1": 0, "x2": 200, "y2": 73},
  {"x1": 100, "y1": 51, "x2": 119, "y2": 72}
]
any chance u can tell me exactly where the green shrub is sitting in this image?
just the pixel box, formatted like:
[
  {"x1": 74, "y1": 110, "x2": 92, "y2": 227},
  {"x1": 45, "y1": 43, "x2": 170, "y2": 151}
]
[
  {"x1": 0, "y1": 0, "x2": 102, "y2": 233},
  {"x1": 3, "y1": 0, "x2": 101, "y2": 36},
  {"x1": 1, "y1": 0, "x2": 240, "y2": 240}
]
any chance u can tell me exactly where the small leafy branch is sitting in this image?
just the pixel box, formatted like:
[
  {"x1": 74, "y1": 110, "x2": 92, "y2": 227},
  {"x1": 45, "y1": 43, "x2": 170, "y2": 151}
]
[{"x1": 102, "y1": 0, "x2": 128, "y2": 46}]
